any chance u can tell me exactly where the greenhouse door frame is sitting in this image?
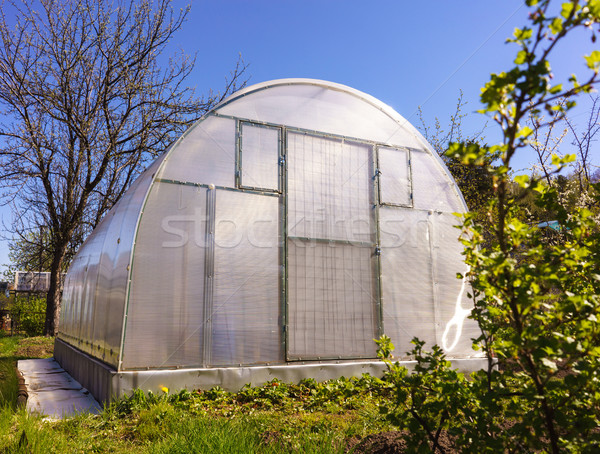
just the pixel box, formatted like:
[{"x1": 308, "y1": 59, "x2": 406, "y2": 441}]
[{"x1": 282, "y1": 128, "x2": 382, "y2": 362}]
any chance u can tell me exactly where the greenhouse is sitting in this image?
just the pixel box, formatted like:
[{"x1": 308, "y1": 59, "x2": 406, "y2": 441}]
[{"x1": 55, "y1": 79, "x2": 484, "y2": 403}]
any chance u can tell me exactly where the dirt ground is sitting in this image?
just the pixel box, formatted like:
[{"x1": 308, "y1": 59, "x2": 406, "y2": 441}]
[
  {"x1": 15, "y1": 337, "x2": 54, "y2": 359},
  {"x1": 348, "y1": 430, "x2": 457, "y2": 453}
]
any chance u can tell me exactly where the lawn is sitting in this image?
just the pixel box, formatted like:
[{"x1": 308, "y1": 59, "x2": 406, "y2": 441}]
[{"x1": 0, "y1": 333, "x2": 400, "y2": 453}]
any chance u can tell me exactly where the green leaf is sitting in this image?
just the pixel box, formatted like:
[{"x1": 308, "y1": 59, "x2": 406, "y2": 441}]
[
  {"x1": 584, "y1": 50, "x2": 600, "y2": 71},
  {"x1": 551, "y1": 153, "x2": 576, "y2": 168},
  {"x1": 514, "y1": 50, "x2": 528, "y2": 65},
  {"x1": 513, "y1": 174, "x2": 530, "y2": 188},
  {"x1": 548, "y1": 84, "x2": 563, "y2": 94},
  {"x1": 588, "y1": 0, "x2": 600, "y2": 17},
  {"x1": 549, "y1": 17, "x2": 563, "y2": 34},
  {"x1": 560, "y1": 2, "x2": 576, "y2": 19},
  {"x1": 512, "y1": 27, "x2": 532, "y2": 42},
  {"x1": 516, "y1": 126, "x2": 533, "y2": 138}
]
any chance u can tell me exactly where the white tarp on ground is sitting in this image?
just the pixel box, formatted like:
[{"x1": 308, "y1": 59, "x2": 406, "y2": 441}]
[{"x1": 17, "y1": 358, "x2": 101, "y2": 418}]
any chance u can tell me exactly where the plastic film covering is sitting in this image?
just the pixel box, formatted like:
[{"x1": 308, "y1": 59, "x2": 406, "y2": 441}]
[
  {"x1": 157, "y1": 115, "x2": 236, "y2": 187},
  {"x1": 240, "y1": 123, "x2": 280, "y2": 191},
  {"x1": 211, "y1": 190, "x2": 281, "y2": 366},
  {"x1": 58, "y1": 247, "x2": 85, "y2": 343},
  {"x1": 58, "y1": 157, "x2": 163, "y2": 367},
  {"x1": 411, "y1": 150, "x2": 465, "y2": 213},
  {"x1": 58, "y1": 249, "x2": 81, "y2": 342},
  {"x1": 287, "y1": 133, "x2": 373, "y2": 243},
  {"x1": 429, "y1": 212, "x2": 479, "y2": 355},
  {"x1": 92, "y1": 167, "x2": 158, "y2": 366},
  {"x1": 378, "y1": 146, "x2": 411, "y2": 206},
  {"x1": 379, "y1": 207, "x2": 437, "y2": 355},
  {"x1": 287, "y1": 241, "x2": 377, "y2": 359},
  {"x1": 122, "y1": 182, "x2": 207, "y2": 370},
  {"x1": 218, "y1": 83, "x2": 423, "y2": 149},
  {"x1": 58, "y1": 222, "x2": 108, "y2": 350}
]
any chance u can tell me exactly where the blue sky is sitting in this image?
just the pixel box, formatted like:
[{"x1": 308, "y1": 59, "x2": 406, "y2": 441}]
[{"x1": 0, "y1": 0, "x2": 597, "y2": 276}]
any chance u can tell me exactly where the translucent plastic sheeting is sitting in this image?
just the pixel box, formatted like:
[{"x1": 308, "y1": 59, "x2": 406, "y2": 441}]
[
  {"x1": 287, "y1": 133, "x2": 374, "y2": 243},
  {"x1": 92, "y1": 168, "x2": 156, "y2": 366},
  {"x1": 429, "y1": 212, "x2": 480, "y2": 355},
  {"x1": 378, "y1": 146, "x2": 411, "y2": 206},
  {"x1": 157, "y1": 116, "x2": 236, "y2": 187},
  {"x1": 240, "y1": 123, "x2": 280, "y2": 191},
  {"x1": 58, "y1": 250, "x2": 82, "y2": 343},
  {"x1": 211, "y1": 190, "x2": 281, "y2": 366},
  {"x1": 59, "y1": 158, "x2": 162, "y2": 367},
  {"x1": 58, "y1": 223, "x2": 108, "y2": 351},
  {"x1": 123, "y1": 182, "x2": 207, "y2": 370},
  {"x1": 287, "y1": 241, "x2": 377, "y2": 360},
  {"x1": 218, "y1": 83, "x2": 423, "y2": 150},
  {"x1": 379, "y1": 207, "x2": 437, "y2": 355},
  {"x1": 411, "y1": 150, "x2": 465, "y2": 213}
]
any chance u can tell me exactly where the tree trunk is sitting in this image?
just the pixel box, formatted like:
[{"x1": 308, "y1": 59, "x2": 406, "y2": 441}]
[{"x1": 44, "y1": 244, "x2": 66, "y2": 336}]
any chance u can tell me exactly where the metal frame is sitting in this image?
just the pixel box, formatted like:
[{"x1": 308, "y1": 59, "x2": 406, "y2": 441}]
[
  {"x1": 283, "y1": 130, "x2": 381, "y2": 362},
  {"x1": 155, "y1": 178, "x2": 280, "y2": 198},
  {"x1": 202, "y1": 187, "x2": 216, "y2": 366},
  {"x1": 372, "y1": 146, "x2": 384, "y2": 340},
  {"x1": 376, "y1": 145, "x2": 414, "y2": 208},
  {"x1": 216, "y1": 112, "x2": 414, "y2": 156},
  {"x1": 281, "y1": 127, "x2": 289, "y2": 364},
  {"x1": 237, "y1": 120, "x2": 283, "y2": 193}
]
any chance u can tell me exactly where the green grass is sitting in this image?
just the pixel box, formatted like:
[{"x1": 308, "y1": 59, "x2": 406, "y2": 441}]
[
  {"x1": 0, "y1": 364, "x2": 395, "y2": 453},
  {"x1": 0, "y1": 334, "x2": 25, "y2": 408},
  {"x1": 0, "y1": 333, "x2": 54, "y2": 409},
  {"x1": 0, "y1": 335, "x2": 396, "y2": 452}
]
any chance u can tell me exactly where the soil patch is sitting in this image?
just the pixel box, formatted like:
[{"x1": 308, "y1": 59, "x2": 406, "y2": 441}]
[
  {"x1": 348, "y1": 430, "x2": 458, "y2": 454},
  {"x1": 15, "y1": 337, "x2": 54, "y2": 359}
]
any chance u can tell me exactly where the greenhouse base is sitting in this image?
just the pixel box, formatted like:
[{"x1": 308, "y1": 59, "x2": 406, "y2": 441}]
[{"x1": 54, "y1": 338, "x2": 489, "y2": 404}]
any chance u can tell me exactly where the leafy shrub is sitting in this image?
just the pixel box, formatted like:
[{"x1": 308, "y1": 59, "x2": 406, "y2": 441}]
[
  {"x1": 10, "y1": 296, "x2": 46, "y2": 337},
  {"x1": 377, "y1": 1, "x2": 600, "y2": 453}
]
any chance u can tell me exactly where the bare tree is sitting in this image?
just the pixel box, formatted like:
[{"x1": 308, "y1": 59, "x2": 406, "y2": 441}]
[
  {"x1": 565, "y1": 95, "x2": 600, "y2": 191},
  {"x1": 528, "y1": 99, "x2": 568, "y2": 186},
  {"x1": 527, "y1": 95, "x2": 599, "y2": 216},
  {"x1": 0, "y1": 0, "x2": 247, "y2": 335}
]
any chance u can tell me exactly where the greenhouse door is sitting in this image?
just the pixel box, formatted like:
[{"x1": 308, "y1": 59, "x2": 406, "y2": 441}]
[{"x1": 285, "y1": 132, "x2": 379, "y2": 360}]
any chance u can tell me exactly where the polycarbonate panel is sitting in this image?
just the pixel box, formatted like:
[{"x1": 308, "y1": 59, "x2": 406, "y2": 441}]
[
  {"x1": 59, "y1": 214, "x2": 111, "y2": 351},
  {"x1": 429, "y1": 213, "x2": 479, "y2": 355},
  {"x1": 91, "y1": 168, "x2": 155, "y2": 366},
  {"x1": 411, "y1": 150, "x2": 465, "y2": 213},
  {"x1": 158, "y1": 116, "x2": 235, "y2": 187},
  {"x1": 58, "y1": 254, "x2": 83, "y2": 343},
  {"x1": 379, "y1": 146, "x2": 411, "y2": 206},
  {"x1": 240, "y1": 123, "x2": 280, "y2": 191},
  {"x1": 287, "y1": 133, "x2": 373, "y2": 242},
  {"x1": 211, "y1": 190, "x2": 281, "y2": 366},
  {"x1": 218, "y1": 83, "x2": 423, "y2": 149},
  {"x1": 74, "y1": 224, "x2": 108, "y2": 354},
  {"x1": 58, "y1": 157, "x2": 162, "y2": 366},
  {"x1": 123, "y1": 182, "x2": 207, "y2": 370},
  {"x1": 379, "y1": 207, "x2": 437, "y2": 356},
  {"x1": 287, "y1": 241, "x2": 377, "y2": 360}
]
